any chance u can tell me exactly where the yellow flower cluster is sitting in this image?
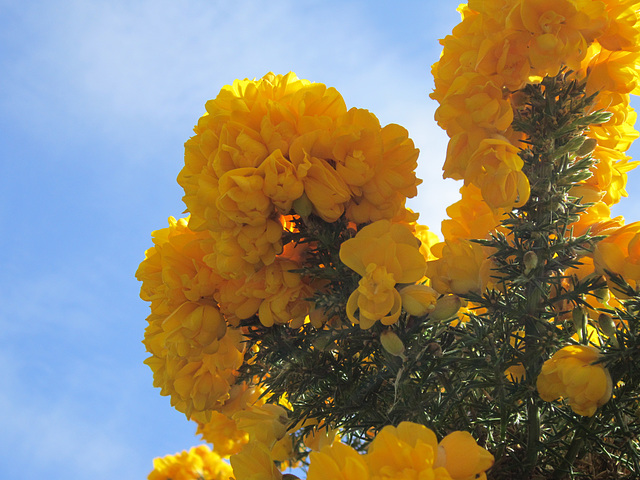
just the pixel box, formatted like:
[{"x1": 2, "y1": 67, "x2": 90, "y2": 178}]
[
  {"x1": 306, "y1": 421, "x2": 494, "y2": 480},
  {"x1": 426, "y1": 0, "x2": 640, "y2": 303},
  {"x1": 180, "y1": 73, "x2": 420, "y2": 229},
  {"x1": 431, "y1": 0, "x2": 640, "y2": 209},
  {"x1": 536, "y1": 345, "x2": 613, "y2": 416},
  {"x1": 147, "y1": 444, "x2": 233, "y2": 480},
  {"x1": 339, "y1": 220, "x2": 428, "y2": 328},
  {"x1": 136, "y1": 217, "x2": 245, "y2": 423},
  {"x1": 176, "y1": 71, "x2": 421, "y2": 329}
]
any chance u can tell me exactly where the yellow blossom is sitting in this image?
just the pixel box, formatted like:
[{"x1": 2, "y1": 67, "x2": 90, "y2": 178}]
[
  {"x1": 216, "y1": 167, "x2": 274, "y2": 227},
  {"x1": 258, "y1": 149, "x2": 305, "y2": 213},
  {"x1": 205, "y1": 220, "x2": 284, "y2": 279},
  {"x1": 290, "y1": 132, "x2": 352, "y2": 222},
  {"x1": 232, "y1": 403, "x2": 289, "y2": 450},
  {"x1": 598, "y1": 0, "x2": 640, "y2": 52},
  {"x1": 307, "y1": 442, "x2": 370, "y2": 480},
  {"x1": 536, "y1": 345, "x2": 613, "y2": 416},
  {"x1": 435, "y1": 72, "x2": 513, "y2": 136},
  {"x1": 466, "y1": 136, "x2": 530, "y2": 210},
  {"x1": 302, "y1": 420, "x2": 340, "y2": 452},
  {"x1": 442, "y1": 128, "x2": 488, "y2": 181},
  {"x1": 427, "y1": 239, "x2": 492, "y2": 296},
  {"x1": 136, "y1": 217, "x2": 220, "y2": 318},
  {"x1": 366, "y1": 422, "x2": 451, "y2": 480},
  {"x1": 230, "y1": 441, "x2": 283, "y2": 480},
  {"x1": 441, "y1": 184, "x2": 506, "y2": 241},
  {"x1": 435, "y1": 431, "x2": 495, "y2": 480},
  {"x1": 593, "y1": 221, "x2": 640, "y2": 295},
  {"x1": 144, "y1": 327, "x2": 245, "y2": 423},
  {"x1": 197, "y1": 410, "x2": 249, "y2": 457},
  {"x1": 353, "y1": 124, "x2": 421, "y2": 224},
  {"x1": 148, "y1": 445, "x2": 233, "y2": 480},
  {"x1": 238, "y1": 259, "x2": 313, "y2": 327},
  {"x1": 399, "y1": 284, "x2": 439, "y2": 316},
  {"x1": 505, "y1": 0, "x2": 607, "y2": 75},
  {"x1": 160, "y1": 302, "x2": 227, "y2": 358}
]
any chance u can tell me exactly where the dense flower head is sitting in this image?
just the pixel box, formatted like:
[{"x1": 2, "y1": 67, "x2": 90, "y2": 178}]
[
  {"x1": 178, "y1": 72, "x2": 421, "y2": 231},
  {"x1": 148, "y1": 445, "x2": 233, "y2": 480},
  {"x1": 340, "y1": 220, "x2": 427, "y2": 328},
  {"x1": 536, "y1": 344, "x2": 613, "y2": 416}
]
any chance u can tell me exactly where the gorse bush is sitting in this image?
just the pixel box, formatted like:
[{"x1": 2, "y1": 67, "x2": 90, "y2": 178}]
[{"x1": 137, "y1": 1, "x2": 640, "y2": 478}]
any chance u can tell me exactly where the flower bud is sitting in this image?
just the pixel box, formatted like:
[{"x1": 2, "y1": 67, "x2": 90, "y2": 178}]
[
  {"x1": 380, "y1": 330, "x2": 406, "y2": 358},
  {"x1": 292, "y1": 192, "x2": 313, "y2": 217},
  {"x1": 576, "y1": 137, "x2": 598, "y2": 157},
  {"x1": 523, "y1": 251, "x2": 538, "y2": 275},
  {"x1": 572, "y1": 306, "x2": 587, "y2": 341},
  {"x1": 598, "y1": 313, "x2": 619, "y2": 347},
  {"x1": 399, "y1": 284, "x2": 438, "y2": 316},
  {"x1": 594, "y1": 285, "x2": 610, "y2": 304},
  {"x1": 430, "y1": 295, "x2": 462, "y2": 321}
]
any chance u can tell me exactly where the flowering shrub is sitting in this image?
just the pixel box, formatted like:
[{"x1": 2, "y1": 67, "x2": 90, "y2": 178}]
[{"x1": 138, "y1": 1, "x2": 640, "y2": 478}]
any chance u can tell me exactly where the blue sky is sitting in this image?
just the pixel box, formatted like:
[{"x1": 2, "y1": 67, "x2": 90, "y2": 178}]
[{"x1": 0, "y1": 1, "x2": 638, "y2": 479}]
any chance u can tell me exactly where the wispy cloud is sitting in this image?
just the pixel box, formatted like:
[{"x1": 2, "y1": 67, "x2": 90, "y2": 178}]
[{"x1": 0, "y1": 2, "x2": 468, "y2": 478}]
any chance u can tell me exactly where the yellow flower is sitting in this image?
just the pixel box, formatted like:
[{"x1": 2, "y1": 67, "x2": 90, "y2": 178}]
[
  {"x1": 427, "y1": 239, "x2": 492, "y2": 296},
  {"x1": 598, "y1": 0, "x2": 640, "y2": 52},
  {"x1": 536, "y1": 345, "x2": 613, "y2": 416},
  {"x1": 232, "y1": 403, "x2": 289, "y2": 450},
  {"x1": 442, "y1": 128, "x2": 487, "y2": 181},
  {"x1": 136, "y1": 217, "x2": 220, "y2": 318},
  {"x1": 307, "y1": 442, "x2": 370, "y2": 480},
  {"x1": 413, "y1": 223, "x2": 441, "y2": 264},
  {"x1": 340, "y1": 220, "x2": 427, "y2": 328},
  {"x1": 258, "y1": 149, "x2": 305, "y2": 213},
  {"x1": 441, "y1": 184, "x2": 506, "y2": 242},
  {"x1": 586, "y1": 48, "x2": 640, "y2": 97},
  {"x1": 160, "y1": 302, "x2": 227, "y2": 357},
  {"x1": 216, "y1": 167, "x2": 274, "y2": 228},
  {"x1": 230, "y1": 441, "x2": 283, "y2": 480},
  {"x1": 475, "y1": 28, "x2": 532, "y2": 90},
  {"x1": 144, "y1": 327, "x2": 245, "y2": 423},
  {"x1": 353, "y1": 124, "x2": 421, "y2": 224},
  {"x1": 435, "y1": 431, "x2": 495, "y2": 480},
  {"x1": 205, "y1": 220, "x2": 284, "y2": 279},
  {"x1": 568, "y1": 200, "x2": 624, "y2": 238},
  {"x1": 346, "y1": 264, "x2": 402, "y2": 329},
  {"x1": 466, "y1": 136, "x2": 530, "y2": 210},
  {"x1": 290, "y1": 132, "x2": 352, "y2": 222},
  {"x1": 148, "y1": 445, "x2": 233, "y2": 480},
  {"x1": 435, "y1": 73, "x2": 513, "y2": 136},
  {"x1": 593, "y1": 221, "x2": 640, "y2": 295},
  {"x1": 506, "y1": 0, "x2": 607, "y2": 75},
  {"x1": 302, "y1": 420, "x2": 340, "y2": 452},
  {"x1": 233, "y1": 259, "x2": 313, "y2": 327},
  {"x1": 197, "y1": 410, "x2": 249, "y2": 457},
  {"x1": 399, "y1": 284, "x2": 439, "y2": 316},
  {"x1": 331, "y1": 108, "x2": 383, "y2": 196},
  {"x1": 366, "y1": 422, "x2": 452, "y2": 480}
]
